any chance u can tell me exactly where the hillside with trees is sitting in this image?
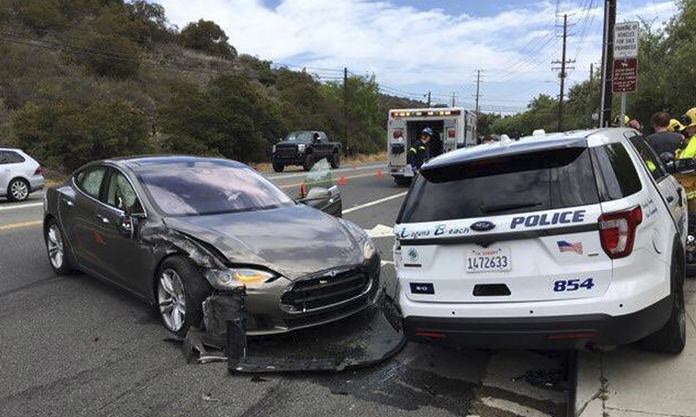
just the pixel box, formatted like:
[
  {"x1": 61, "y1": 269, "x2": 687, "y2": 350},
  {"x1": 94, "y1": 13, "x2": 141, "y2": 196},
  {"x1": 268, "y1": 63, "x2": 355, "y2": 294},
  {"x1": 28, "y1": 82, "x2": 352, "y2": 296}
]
[
  {"x1": 489, "y1": 0, "x2": 696, "y2": 138},
  {"x1": 0, "y1": 0, "x2": 421, "y2": 173}
]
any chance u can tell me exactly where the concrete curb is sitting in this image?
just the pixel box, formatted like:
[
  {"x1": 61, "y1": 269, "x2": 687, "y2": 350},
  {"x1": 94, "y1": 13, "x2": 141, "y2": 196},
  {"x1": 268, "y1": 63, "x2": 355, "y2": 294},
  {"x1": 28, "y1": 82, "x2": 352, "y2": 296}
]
[{"x1": 574, "y1": 351, "x2": 604, "y2": 417}]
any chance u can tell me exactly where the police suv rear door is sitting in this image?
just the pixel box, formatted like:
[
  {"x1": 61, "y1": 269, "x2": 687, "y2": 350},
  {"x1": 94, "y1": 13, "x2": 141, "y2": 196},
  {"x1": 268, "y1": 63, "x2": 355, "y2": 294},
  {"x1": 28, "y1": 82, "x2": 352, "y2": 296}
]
[{"x1": 394, "y1": 142, "x2": 612, "y2": 303}]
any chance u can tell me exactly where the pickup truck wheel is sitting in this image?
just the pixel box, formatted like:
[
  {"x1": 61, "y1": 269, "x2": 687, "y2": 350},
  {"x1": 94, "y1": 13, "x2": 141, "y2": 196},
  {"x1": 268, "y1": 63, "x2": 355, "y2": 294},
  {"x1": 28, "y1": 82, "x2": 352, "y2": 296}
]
[
  {"x1": 639, "y1": 253, "x2": 686, "y2": 354},
  {"x1": 330, "y1": 152, "x2": 340, "y2": 169},
  {"x1": 303, "y1": 155, "x2": 315, "y2": 171},
  {"x1": 272, "y1": 162, "x2": 284, "y2": 173}
]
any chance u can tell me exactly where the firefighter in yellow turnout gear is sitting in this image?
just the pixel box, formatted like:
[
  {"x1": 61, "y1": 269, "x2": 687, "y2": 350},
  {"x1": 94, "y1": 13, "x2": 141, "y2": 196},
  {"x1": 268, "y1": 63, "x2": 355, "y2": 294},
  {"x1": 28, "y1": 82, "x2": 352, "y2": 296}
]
[{"x1": 678, "y1": 108, "x2": 696, "y2": 159}]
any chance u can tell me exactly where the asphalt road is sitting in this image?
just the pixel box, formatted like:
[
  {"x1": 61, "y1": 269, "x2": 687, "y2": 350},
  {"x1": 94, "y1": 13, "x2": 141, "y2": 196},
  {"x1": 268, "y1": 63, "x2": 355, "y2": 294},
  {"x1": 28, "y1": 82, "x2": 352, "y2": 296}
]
[{"x1": 0, "y1": 162, "x2": 569, "y2": 417}]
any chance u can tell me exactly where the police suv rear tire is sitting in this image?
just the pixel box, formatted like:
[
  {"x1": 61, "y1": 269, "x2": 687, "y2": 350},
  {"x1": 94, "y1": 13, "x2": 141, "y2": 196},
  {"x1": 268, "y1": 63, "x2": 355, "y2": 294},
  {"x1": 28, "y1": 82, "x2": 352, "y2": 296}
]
[
  {"x1": 272, "y1": 162, "x2": 284, "y2": 173},
  {"x1": 303, "y1": 155, "x2": 314, "y2": 171},
  {"x1": 639, "y1": 254, "x2": 686, "y2": 354},
  {"x1": 394, "y1": 176, "x2": 411, "y2": 187}
]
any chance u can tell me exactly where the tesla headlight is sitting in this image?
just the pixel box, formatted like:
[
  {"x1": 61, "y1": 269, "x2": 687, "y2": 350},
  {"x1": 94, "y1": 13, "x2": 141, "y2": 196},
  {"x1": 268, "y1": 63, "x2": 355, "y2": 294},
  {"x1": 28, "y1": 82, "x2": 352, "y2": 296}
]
[
  {"x1": 363, "y1": 239, "x2": 376, "y2": 260},
  {"x1": 204, "y1": 268, "x2": 275, "y2": 289},
  {"x1": 298, "y1": 144, "x2": 306, "y2": 153}
]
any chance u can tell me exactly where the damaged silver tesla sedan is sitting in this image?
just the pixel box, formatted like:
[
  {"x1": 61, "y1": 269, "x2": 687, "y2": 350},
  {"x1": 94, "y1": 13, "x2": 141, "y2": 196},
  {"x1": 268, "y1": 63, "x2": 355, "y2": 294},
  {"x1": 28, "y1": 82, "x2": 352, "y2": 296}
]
[{"x1": 43, "y1": 156, "x2": 381, "y2": 337}]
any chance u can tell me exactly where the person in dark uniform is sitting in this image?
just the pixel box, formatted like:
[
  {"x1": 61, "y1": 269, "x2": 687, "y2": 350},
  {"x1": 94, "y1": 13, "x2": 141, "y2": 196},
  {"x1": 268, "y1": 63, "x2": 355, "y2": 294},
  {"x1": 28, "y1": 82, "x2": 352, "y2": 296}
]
[
  {"x1": 408, "y1": 127, "x2": 432, "y2": 170},
  {"x1": 646, "y1": 112, "x2": 683, "y2": 157}
]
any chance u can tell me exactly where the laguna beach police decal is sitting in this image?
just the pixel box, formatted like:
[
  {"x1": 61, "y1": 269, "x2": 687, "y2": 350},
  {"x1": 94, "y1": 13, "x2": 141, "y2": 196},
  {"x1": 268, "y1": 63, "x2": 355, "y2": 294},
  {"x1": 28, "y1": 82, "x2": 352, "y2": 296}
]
[{"x1": 510, "y1": 209, "x2": 586, "y2": 229}]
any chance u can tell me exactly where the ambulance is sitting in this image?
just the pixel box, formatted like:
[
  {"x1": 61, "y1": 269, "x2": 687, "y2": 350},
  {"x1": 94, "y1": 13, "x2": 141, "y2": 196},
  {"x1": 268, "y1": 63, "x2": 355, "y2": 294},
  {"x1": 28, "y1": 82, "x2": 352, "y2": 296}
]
[{"x1": 387, "y1": 107, "x2": 477, "y2": 186}]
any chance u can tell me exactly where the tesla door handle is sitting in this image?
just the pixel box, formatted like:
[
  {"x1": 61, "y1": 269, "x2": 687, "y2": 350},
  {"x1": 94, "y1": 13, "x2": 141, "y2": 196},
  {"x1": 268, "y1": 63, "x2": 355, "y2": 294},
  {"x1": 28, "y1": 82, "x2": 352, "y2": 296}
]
[{"x1": 95, "y1": 214, "x2": 110, "y2": 224}]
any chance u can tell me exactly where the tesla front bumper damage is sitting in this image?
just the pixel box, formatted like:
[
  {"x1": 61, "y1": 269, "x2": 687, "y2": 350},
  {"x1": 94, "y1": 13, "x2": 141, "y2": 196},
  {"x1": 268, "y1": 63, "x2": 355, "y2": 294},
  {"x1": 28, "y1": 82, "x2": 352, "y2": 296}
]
[
  {"x1": 143, "y1": 222, "x2": 405, "y2": 373},
  {"x1": 179, "y1": 287, "x2": 406, "y2": 373}
]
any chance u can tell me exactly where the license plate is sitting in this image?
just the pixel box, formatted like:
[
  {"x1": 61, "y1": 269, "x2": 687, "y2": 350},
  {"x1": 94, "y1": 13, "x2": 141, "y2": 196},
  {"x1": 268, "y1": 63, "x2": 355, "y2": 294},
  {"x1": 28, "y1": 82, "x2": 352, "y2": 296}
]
[{"x1": 466, "y1": 247, "x2": 511, "y2": 273}]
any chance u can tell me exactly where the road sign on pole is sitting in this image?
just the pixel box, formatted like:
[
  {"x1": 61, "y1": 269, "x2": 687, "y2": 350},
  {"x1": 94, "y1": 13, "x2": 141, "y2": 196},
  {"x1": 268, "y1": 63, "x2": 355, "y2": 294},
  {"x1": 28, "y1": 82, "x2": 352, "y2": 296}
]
[
  {"x1": 612, "y1": 58, "x2": 638, "y2": 93},
  {"x1": 614, "y1": 21, "x2": 640, "y2": 59},
  {"x1": 613, "y1": 21, "x2": 639, "y2": 126}
]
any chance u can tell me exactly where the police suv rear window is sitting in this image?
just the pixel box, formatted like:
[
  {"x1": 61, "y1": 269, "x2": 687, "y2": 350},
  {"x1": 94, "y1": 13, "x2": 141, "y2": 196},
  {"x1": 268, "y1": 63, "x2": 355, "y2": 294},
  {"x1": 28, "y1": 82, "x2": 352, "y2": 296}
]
[
  {"x1": 590, "y1": 143, "x2": 642, "y2": 201},
  {"x1": 398, "y1": 147, "x2": 599, "y2": 223}
]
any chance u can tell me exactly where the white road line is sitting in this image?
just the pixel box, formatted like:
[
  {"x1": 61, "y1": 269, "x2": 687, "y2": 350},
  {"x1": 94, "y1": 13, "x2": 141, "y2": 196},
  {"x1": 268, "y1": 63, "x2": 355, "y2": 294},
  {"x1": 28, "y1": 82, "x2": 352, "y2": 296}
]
[
  {"x1": 266, "y1": 163, "x2": 386, "y2": 180},
  {"x1": 343, "y1": 192, "x2": 407, "y2": 214},
  {"x1": 0, "y1": 202, "x2": 43, "y2": 211}
]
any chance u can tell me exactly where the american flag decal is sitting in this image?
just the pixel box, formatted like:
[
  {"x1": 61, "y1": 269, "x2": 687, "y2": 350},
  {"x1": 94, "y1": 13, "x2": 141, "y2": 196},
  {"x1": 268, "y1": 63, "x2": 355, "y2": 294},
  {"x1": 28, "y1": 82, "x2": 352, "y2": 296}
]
[{"x1": 557, "y1": 240, "x2": 583, "y2": 254}]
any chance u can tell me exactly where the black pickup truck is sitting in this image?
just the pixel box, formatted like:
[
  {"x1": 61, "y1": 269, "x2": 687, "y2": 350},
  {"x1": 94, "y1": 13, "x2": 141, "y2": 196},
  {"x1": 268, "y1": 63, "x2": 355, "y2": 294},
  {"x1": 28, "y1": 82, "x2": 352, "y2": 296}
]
[{"x1": 272, "y1": 131, "x2": 342, "y2": 172}]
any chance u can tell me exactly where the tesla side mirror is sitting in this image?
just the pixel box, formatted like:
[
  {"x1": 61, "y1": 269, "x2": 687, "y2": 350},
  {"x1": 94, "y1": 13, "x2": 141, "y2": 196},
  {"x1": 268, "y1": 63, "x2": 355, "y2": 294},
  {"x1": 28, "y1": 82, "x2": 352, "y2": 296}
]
[
  {"x1": 118, "y1": 213, "x2": 134, "y2": 238},
  {"x1": 674, "y1": 158, "x2": 696, "y2": 174},
  {"x1": 300, "y1": 186, "x2": 342, "y2": 217}
]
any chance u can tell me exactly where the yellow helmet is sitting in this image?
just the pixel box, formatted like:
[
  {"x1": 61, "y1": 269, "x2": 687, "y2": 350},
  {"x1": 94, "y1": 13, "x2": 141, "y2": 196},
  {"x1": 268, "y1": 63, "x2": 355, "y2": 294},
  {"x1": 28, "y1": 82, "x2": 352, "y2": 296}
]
[
  {"x1": 613, "y1": 114, "x2": 630, "y2": 126},
  {"x1": 668, "y1": 118, "x2": 685, "y2": 133},
  {"x1": 681, "y1": 107, "x2": 696, "y2": 129}
]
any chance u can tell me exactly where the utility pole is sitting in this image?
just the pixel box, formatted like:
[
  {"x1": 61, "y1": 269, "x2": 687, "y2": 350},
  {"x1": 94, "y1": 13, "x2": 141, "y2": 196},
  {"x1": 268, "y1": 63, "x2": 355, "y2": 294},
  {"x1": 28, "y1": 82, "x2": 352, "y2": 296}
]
[
  {"x1": 426, "y1": 91, "x2": 431, "y2": 107},
  {"x1": 590, "y1": 63, "x2": 594, "y2": 83},
  {"x1": 474, "y1": 69, "x2": 482, "y2": 115},
  {"x1": 599, "y1": 0, "x2": 617, "y2": 127},
  {"x1": 552, "y1": 14, "x2": 575, "y2": 132},
  {"x1": 343, "y1": 67, "x2": 348, "y2": 154},
  {"x1": 451, "y1": 92, "x2": 456, "y2": 107}
]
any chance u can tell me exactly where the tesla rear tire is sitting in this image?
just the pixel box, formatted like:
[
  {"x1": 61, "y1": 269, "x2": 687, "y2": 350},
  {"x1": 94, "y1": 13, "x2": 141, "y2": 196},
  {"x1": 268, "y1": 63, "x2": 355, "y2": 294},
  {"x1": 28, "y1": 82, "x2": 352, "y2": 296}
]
[
  {"x1": 156, "y1": 256, "x2": 212, "y2": 338},
  {"x1": 639, "y1": 256, "x2": 686, "y2": 354},
  {"x1": 45, "y1": 219, "x2": 73, "y2": 275},
  {"x1": 7, "y1": 178, "x2": 29, "y2": 201}
]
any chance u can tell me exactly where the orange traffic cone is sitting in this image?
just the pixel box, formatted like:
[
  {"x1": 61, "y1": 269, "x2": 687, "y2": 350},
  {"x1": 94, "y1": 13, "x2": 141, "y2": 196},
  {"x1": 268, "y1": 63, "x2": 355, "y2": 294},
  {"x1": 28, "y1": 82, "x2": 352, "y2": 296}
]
[
  {"x1": 337, "y1": 175, "x2": 348, "y2": 186},
  {"x1": 299, "y1": 182, "x2": 307, "y2": 198},
  {"x1": 375, "y1": 169, "x2": 383, "y2": 179}
]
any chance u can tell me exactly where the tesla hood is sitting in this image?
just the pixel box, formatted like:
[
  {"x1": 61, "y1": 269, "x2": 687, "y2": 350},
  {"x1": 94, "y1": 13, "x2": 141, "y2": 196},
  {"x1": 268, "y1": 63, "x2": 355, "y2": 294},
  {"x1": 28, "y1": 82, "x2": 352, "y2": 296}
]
[{"x1": 163, "y1": 204, "x2": 363, "y2": 280}]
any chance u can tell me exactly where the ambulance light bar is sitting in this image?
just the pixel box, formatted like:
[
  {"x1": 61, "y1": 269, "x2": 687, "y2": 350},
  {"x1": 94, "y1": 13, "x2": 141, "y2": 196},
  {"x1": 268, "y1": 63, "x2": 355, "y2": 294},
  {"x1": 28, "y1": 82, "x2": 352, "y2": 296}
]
[{"x1": 391, "y1": 110, "x2": 461, "y2": 118}]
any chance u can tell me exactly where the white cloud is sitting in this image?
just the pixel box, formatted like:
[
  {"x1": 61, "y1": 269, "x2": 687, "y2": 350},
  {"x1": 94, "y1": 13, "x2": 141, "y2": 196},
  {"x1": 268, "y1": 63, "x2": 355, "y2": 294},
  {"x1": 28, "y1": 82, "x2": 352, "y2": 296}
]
[{"x1": 155, "y1": 0, "x2": 678, "y2": 109}]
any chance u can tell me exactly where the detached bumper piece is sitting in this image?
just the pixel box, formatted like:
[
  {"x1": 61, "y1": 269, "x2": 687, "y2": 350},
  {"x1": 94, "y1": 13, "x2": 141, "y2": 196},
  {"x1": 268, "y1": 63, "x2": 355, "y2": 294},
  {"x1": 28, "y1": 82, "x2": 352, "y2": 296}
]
[{"x1": 181, "y1": 289, "x2": 406, "y2": 373}]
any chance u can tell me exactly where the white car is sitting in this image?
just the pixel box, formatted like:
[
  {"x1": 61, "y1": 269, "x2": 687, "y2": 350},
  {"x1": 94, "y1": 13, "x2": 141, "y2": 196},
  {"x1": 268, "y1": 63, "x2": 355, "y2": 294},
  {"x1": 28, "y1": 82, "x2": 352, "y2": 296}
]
[
  {"x1": 393, "y1": 128, "x2": 688, "y2": 353},
  {"x1": 0, "y1": 148, "x2": 45, "y2": 201}
]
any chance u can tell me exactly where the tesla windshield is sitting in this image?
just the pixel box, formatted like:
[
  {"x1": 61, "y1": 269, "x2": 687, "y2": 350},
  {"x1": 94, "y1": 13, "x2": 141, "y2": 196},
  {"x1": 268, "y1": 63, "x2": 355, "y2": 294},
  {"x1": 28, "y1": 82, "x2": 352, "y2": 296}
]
[{"x1": 138, "y1": 161, "x2": 294, "y2": 216}]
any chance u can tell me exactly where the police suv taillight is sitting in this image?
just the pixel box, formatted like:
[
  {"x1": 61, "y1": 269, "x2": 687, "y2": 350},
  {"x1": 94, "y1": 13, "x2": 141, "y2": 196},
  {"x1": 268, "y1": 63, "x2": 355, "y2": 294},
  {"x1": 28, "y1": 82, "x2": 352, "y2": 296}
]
[{"x1": 598, "y1": 206, "x2": 642, "y2": 259}]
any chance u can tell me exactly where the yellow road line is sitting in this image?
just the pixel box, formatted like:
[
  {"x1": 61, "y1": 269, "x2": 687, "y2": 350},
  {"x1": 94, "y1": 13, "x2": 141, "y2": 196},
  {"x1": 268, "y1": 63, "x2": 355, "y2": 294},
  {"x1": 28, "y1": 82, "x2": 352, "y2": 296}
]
[{"x1": 0, "y1": 220, "x2": 42, "y2": 231}]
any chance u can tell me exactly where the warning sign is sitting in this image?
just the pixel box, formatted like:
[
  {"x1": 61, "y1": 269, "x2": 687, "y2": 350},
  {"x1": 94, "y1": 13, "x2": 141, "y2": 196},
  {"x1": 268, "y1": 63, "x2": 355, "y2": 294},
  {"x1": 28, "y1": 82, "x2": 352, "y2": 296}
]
[
  {"x1": 613, "y1": 58, "x2": 638, "y2": 93},
  {"x1": 614, "y1": 21, "x2": 640, "y2": 59}
]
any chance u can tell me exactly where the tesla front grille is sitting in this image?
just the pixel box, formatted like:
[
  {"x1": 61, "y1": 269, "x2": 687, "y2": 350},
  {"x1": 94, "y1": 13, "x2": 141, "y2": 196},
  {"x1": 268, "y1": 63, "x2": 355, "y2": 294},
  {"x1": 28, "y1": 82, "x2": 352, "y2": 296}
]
[{"x1": 281, "y1": 269, "x2": 370, "y2": 313}]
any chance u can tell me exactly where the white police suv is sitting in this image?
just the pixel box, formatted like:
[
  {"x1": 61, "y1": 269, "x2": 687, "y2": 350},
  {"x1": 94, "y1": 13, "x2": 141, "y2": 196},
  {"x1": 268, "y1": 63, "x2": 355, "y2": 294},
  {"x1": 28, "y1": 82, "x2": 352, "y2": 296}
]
[{"x1": 393, "y1": 128, "x2": 689, "y2": 353}]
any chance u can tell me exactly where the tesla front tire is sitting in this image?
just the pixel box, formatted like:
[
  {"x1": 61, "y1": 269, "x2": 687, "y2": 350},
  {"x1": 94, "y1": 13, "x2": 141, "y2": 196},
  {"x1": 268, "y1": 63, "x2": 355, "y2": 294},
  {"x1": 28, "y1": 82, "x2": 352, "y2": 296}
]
[
  {"x1": 156, "y1": 256, "x2": 211, "y2": 337},
  {"x1": 45, "y1": 219, "x2": 73, "y2": 275}
]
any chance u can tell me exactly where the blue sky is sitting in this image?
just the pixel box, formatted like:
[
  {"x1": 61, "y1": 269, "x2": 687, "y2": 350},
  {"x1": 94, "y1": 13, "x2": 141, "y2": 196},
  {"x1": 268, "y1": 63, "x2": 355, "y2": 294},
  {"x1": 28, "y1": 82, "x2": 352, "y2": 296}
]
[{"x1": 158, "y1": 0, "x2": 678, "y2": 114}]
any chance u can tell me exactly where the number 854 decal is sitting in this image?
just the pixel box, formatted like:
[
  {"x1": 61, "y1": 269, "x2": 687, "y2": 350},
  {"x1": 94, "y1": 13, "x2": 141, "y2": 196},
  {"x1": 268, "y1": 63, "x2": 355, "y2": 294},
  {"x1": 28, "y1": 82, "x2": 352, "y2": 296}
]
[{"x1": 553, "y1": 278, "x2": 595, "y2": 292}]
